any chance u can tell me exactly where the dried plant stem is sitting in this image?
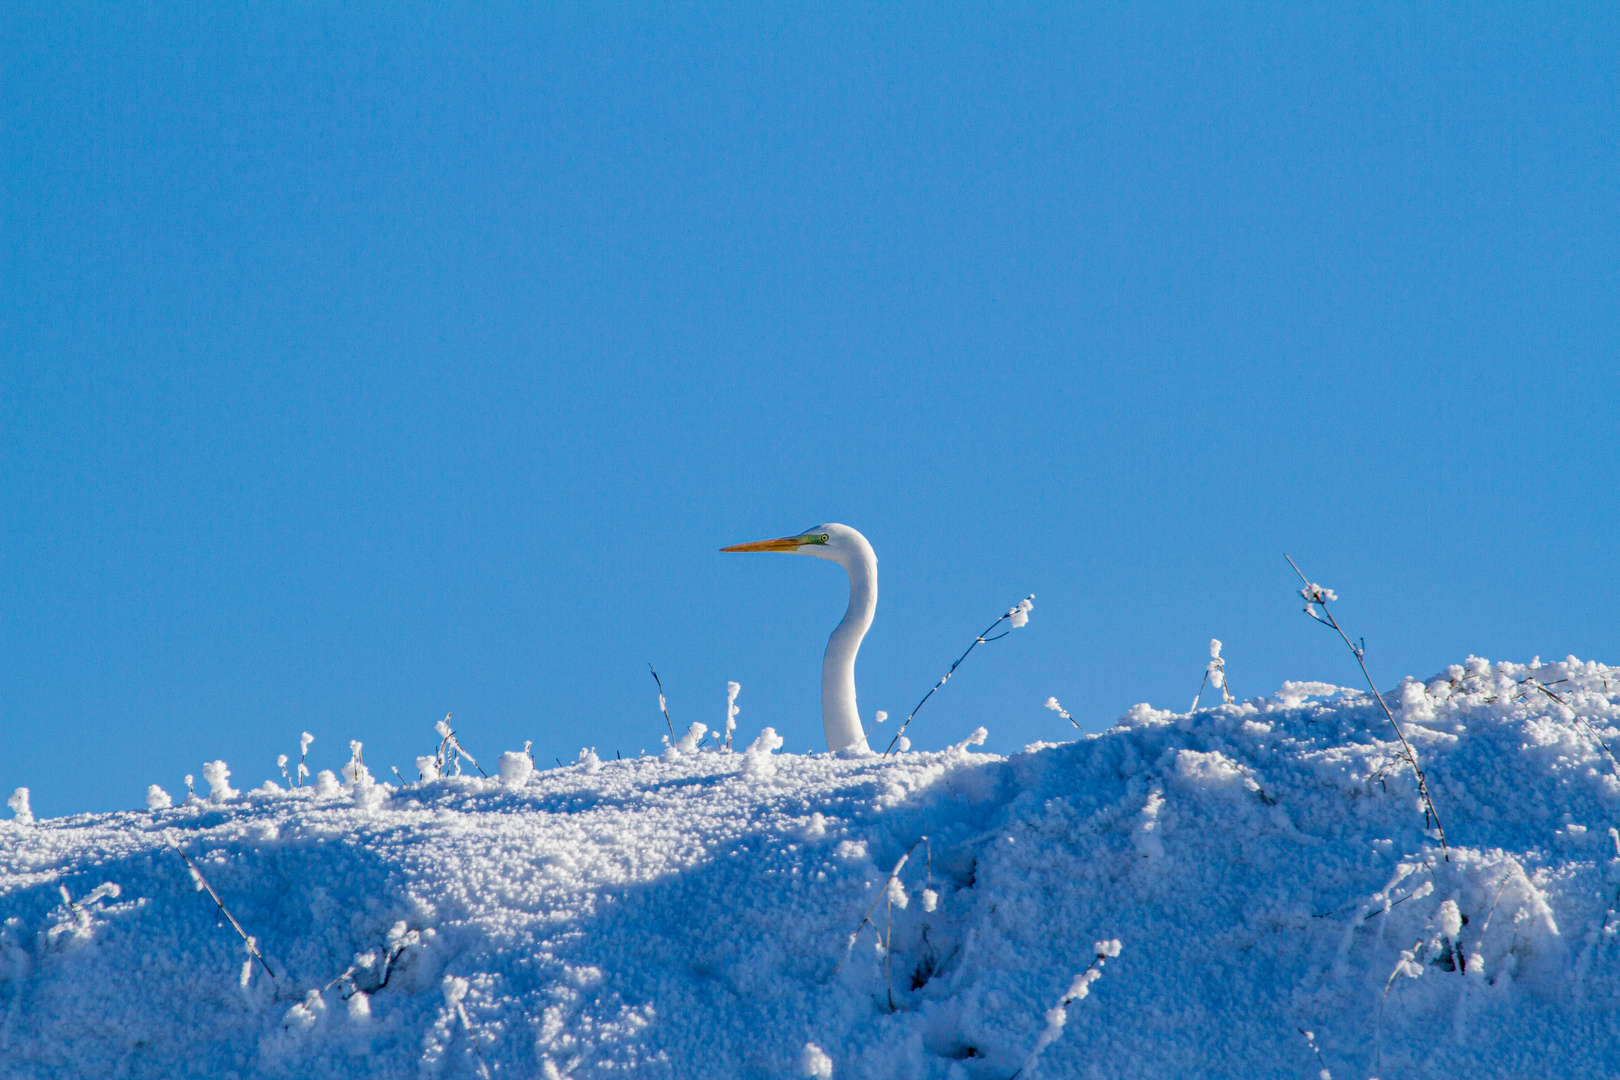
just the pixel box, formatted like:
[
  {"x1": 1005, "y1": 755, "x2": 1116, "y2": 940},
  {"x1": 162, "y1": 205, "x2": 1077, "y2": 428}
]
[
  {"x1": 1522, "y1": 677, "x2": 1620, "y2": 780},
  {"x1": 436, "y1": 716, "x2": 488, "y2": 778},
  {"x1": 647, "y1": 664, "x2": 677, "y2": 741},
  {"x1": 1375, "y1": 937, "x2": 1426, "y2": 1078},
  {"x1": 1284, "y1": 555, "x2": 1448, "y2": 861},
  {"x1": 884, "y1": 890, "x2": 896, "y2": 1011},
  {"x1": 884, "y1": 596, "x2": 1033, "y2": 756},
  {"x1": 324, "y1": 929, "x2": 419, "y2": 998},
  {"x1": 1190, "y1": 667, "x2": 1212, "y2": 713},
  {"x1": 1297, "y1": 1028, "x2": 1331, "y2": 1079},
  {"x1": 1477, "y1": 860, "x2": 1521, "y2": 947},
  {"x1": 1362, "y1": 874, "x2": 1432, "y2": 920},
  {"x1": 166, "y1": 835, "x2": 276, "y2": 979},
  {"x1": 1191, "y1": 642, "x2": 1233, "y2": 712},
  {"x1": 1044, "y1": 697, "x2": 1081, "y2": 729},
  {"x1": 447, "y1": 987, "x2": 492, "y2": 1078},
  {"x1": 832, "y1": 836, "x2": 931, "y2": 980},
  {"x1": 1007, "y1": 945, "x2": 1118, "y2": 1080}
]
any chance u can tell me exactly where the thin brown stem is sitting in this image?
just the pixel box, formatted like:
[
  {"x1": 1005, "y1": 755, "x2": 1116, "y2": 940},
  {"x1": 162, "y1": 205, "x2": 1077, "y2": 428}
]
[{"x1": 832, "y1": 836, "x2": 931, "y2": 977}]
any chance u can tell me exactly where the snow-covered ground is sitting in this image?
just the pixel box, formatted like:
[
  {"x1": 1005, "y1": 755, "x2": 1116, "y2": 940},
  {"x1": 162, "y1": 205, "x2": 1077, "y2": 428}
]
[{"x1": 4, "y1": 655, "x2": 1620, "y2": 1079}]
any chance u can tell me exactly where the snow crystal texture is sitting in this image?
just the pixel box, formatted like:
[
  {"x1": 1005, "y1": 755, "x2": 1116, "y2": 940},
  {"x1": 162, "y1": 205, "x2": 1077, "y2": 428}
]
[{"x1": 3, "y1": 656, "x2": 1620, "y2": 1078}]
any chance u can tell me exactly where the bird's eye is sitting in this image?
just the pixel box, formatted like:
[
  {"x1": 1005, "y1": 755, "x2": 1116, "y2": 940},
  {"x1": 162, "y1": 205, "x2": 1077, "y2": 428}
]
[{"x1": 819, "y1": 534, "x2": 830, "y2": 543}]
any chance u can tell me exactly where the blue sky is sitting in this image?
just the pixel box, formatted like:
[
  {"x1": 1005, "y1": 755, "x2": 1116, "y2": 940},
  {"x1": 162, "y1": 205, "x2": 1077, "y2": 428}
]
[{"x1": 4, "y1": 4, "x2": 1616, "y2": 816}]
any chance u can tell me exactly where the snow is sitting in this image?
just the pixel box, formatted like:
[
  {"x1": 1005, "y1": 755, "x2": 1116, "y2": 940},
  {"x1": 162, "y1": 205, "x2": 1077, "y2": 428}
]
[
  {"x1": 1043, "y1": 697, "x2": 1078, "y2": 729},
  {"x1": 744, "y1": 726, "x2": 786, "y2": 779},
  {"x1": 499, "y1": 751, "x2": 535, "y2": 788},
  {"x1": 7, "y1": 788, "x2": 32, "y2": 826},
  {"x1": 801, "y1": 1041, "x2": 834, "y2": 1079},
  {"x1": 726, "y1": 682, "x2": 741, "y2": 751},
  {"x1": 672, "y1": 722, "x2": 707, "y2": 757},
  {"x1": 202, "y1": 761, "x2": 237, "y2": 803},
  {"x1": 2, "y1": 655, "x2": 1619, "y2": 1078},
  {"x1": 1019, "y1": 941, "x2": 1124, "y2": 1076}
]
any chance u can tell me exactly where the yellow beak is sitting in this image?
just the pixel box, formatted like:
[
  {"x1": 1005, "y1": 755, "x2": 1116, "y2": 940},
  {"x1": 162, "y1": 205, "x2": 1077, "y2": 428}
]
[{"x1": 721, "y1": 535, "x2": 806, "y2": 553}]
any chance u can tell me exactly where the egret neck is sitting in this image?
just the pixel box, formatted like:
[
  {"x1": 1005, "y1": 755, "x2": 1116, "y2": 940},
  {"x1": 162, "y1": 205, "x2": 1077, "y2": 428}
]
[{"x1": 720, "y1": 523, "x2": 876, "y2": 752}]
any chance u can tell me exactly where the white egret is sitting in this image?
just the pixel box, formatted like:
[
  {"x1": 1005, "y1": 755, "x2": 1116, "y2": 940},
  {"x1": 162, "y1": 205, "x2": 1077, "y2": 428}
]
[{"x1": 722, "y1": 523, "x2": 876, "y2": 753}]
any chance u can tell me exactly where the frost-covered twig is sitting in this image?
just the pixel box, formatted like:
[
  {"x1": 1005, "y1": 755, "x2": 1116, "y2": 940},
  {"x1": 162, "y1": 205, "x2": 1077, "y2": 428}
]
[
  {"x1": 1363, "y1": 878, "x2": 1433, "y2": 921},
  {"x1": 647, "y1": 665, "x2": 677, "y2": 741},
  {"x1": 1190, "y1": 638, "x2": 1234, "y2": 711},
  {"x1": 884, "y1": 595, "x2": 1034, "y2": 756},
  {"x1": 324, "y1": 923, "x2": 422, "y2": 999},
  {"x1": 443, "y1": 976, "x2": 491, "y2": 1079},
  {"x1": 1010, "y1": 940, "x2": 1123, "y2": 1079},
  {"x1": 57, "y1": 882, "x2": 119, "y2": 926},
  {"x1": 166, "y1": 835, "x2": 276, "y2": 979},
  {"x1": 1284, "y1": 555, "x2": 1448, "y2": 860},
  {"x1": 724, "y1": 681, "x2": 741, "y2": 751},
  {"x1": 434, "y1": 716, "x2": 487, "y2": 778},
  {"x1": 1601, "y1": 831, "x2": 1620, "y2": 935},
  {"x1": 298, "y1": 732, "x2": 313, "y2": 787},
  {"x1": 1476, "y1": 859, "x2": 1522, "y2": 948},
  {"x1": 1297, "y1": 1027, "x2": 1331, "y2": 1080},
  {"x1": 832, "y1": 836, "x2": 932, "y2": 988},
  {"x1": 1375, "y1": 937, "x2": 1426, "y2": 1078},
  {"x1": 1044, "y1": 697, "x2": 1080, "y2": 729},
  {"x1": 6, "y1": 788, "x2": 32, "y2": 825}
]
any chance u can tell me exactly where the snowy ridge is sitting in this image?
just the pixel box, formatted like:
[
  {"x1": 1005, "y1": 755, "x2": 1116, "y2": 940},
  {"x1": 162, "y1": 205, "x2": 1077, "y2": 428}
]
[{"x1": 4, "y1": 656, "x2": 1620, "y2": 1078}]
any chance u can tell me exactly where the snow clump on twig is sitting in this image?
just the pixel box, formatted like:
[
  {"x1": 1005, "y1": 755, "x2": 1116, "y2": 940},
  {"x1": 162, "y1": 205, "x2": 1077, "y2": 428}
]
[
  {"x1": 1045, "y1": 697, "x2": 1079, "y2": 728},
  {"x1": 744, "y1": 727, "x2": 785, "y2": 779},
  {"x1": 202, "y1": 762, "x2": 237, "y2": 803},
  {"x1": 725, "y1": 682, "x2": 741, "y2": 750},
  {"x1": 1019, "y1": 940, "x2": 1124, "y2": 1075},
  {"x1": 671, "y1": 722, "x2": 707, "y2": 757},
  {"x1": 1299, "y1": 581, "x2": 1337, "y2": 618},
  {"x1": 952, "y1": 727, "x2": 989, "y2": 754},
  {"x1": 298, "y1": 731, "x2": 313, "y2": 786},
  {"x1": 801, "y1": 1041, "x2": 833, "y2": 1079},
  {"x1": 145, "y1": 785, "x2": 171, "y2": 811},
  {"x1": 498, "y1": 750, "x2": 534, "y2": 787},
  {"x1": 7, "y1": 788, "x2": 32, "y2": 825}
]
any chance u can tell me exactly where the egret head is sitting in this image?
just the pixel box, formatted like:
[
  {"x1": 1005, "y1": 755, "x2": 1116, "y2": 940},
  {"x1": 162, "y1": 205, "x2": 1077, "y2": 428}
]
[{"x1": 721, "y1": 523, "x2": 874, "y2": 567}]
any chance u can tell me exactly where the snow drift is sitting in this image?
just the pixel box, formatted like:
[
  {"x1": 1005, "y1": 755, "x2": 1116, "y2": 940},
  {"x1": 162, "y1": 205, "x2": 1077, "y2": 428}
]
[{"x1": 3, "y1": 655, "x2": 1620, "y2": 1078}]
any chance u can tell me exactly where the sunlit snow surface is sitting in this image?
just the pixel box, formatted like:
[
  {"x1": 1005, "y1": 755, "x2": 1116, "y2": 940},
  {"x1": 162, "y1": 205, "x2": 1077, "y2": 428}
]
[{"x1": 5, "y1": 657, "x2": 1620, "y2": 1078}]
